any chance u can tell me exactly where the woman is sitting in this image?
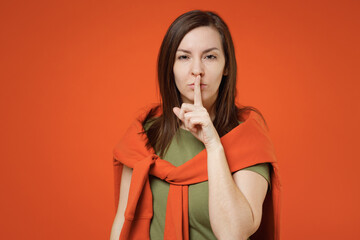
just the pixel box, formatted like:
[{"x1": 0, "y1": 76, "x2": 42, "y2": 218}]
[{"x1": 110, "y1": 10, "x2": 281, "y2": 240}]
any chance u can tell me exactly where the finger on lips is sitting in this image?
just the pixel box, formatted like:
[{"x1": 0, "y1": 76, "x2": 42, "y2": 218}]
[
  {"x1": 173, "y1": 75, "x2": 204, "y2": 127},
  {"x1": 194, "y1": 75, "x2": 203, "y2": 107}
]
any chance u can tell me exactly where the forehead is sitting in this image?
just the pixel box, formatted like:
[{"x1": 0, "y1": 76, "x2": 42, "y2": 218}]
[{"x1": 177, "y1": 26, "x2": 222, "y2": 51}]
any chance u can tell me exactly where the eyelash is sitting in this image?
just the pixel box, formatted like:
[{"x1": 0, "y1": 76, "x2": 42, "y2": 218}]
[
  {"x1": 206, "y1": 55, "x2": 217, "y2": 60},
  {"x1": 177, "y1": 55, "x2": 217, "y2": 60},
  {"x1": 178, "y1": 55, "x2": 189, "y2": 60}
]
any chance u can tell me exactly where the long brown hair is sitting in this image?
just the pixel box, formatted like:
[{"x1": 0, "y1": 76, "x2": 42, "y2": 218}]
[{"x1": 141, "y1": 10, "x2": 265, "y2": 157}]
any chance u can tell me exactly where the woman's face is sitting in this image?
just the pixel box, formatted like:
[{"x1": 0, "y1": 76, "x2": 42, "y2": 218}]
[{"x1": 173, "y1": 26, "x2": 226, "y2": 110}]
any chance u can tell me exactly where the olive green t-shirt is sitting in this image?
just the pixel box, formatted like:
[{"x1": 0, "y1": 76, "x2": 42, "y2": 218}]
[{"x1": 145, "y1": 122, "x2": 271, "y2": 240}]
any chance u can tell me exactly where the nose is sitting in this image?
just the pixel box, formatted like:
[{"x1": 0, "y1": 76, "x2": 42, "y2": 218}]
[{"x1": 191, "y1": 58, "x2": 204, "y2": 78}]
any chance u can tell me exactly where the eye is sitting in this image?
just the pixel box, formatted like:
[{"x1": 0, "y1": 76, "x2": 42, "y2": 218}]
[
  {"x1": 177, "y1": 55, "x2": 189, "y2": 60},
  {"x1": 205, "y1": 54, "x2": 217, "y2": 60}
]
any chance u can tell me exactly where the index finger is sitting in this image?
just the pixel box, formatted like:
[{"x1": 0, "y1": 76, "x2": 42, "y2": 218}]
[{"x1": 194, "y1": 75, "x2": 203, "y2": 107}]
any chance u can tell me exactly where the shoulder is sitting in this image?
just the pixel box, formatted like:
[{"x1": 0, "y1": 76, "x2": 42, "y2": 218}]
[
  {"x1": 237, "y1": 107, "x2": 268, "y2": 131},
  {"x1": 237, "y1": 107, "x2": 264, "y2": 121},
  {"x1": 143, "y1": 117, "x2": 158, "y2": 131},
  {"x1": 130, "y1": 103, "x2": 162, "y2": 131},
  {"x1": 134, "y1": 103, "x2": 161, "y2": 121},
  {"x1": 116, "y1": 104, "x2": 161, "y2": 143},
  {"x1": 238, "y1": 163, "x2": 271, "y2": 190}
]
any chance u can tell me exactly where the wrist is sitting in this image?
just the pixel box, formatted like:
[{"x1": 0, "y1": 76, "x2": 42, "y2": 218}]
[{"x1": 205, "y1": 141, "x2": 223, "y2": 153}]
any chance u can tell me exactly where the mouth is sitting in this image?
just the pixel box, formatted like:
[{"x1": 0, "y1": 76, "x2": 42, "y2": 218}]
[{"x1": 188, "y1": 83, "x2": 207, "y2": 90}]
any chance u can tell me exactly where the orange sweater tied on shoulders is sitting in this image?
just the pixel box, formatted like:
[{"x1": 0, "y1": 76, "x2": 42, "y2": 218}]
[{"x1": 113, "y1": 109, "x2": 282, "y2": 240}]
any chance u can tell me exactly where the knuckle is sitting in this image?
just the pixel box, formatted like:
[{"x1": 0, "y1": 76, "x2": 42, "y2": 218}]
[{"x1": 181, "y1": 103, "x2": 190, "y2": 109}]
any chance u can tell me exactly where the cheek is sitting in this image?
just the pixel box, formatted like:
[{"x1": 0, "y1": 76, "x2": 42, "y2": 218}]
[
  {"x1": 207, "y1": 64, "x2": 225, "y2": 82},
  {"x1": 173, "y1": 63, "x2": 187, "y2": 87}
]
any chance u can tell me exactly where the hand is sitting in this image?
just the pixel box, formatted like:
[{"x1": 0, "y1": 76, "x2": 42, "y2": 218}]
[{"x1": 173, "y1": 75, "x2": 221, "y2": 149}]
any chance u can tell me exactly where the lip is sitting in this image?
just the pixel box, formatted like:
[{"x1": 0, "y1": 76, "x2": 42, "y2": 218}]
[{"x1": 188, "y1": 84, "x2": 207, "y2": 90}]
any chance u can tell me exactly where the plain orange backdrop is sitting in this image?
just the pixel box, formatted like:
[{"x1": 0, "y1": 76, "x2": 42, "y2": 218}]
[{"x1": 1, "y1": 0, "x2": 359, "y2": 239}]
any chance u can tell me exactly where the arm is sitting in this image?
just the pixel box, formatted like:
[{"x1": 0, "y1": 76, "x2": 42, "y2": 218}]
[
  {"x1": 207, "y1": 145, "x2": 268, "y2": 240},
  {"x1": 110, "y1": 165, "x2": 133, "y2": 240},
  {"x1": 173, "y1": 76, "x2": 268, "y2": 239}
]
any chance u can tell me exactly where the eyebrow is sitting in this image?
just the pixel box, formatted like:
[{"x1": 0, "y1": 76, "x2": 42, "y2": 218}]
[{"x1": 176, "y1": 47, "x2": 220, "y2": 54}]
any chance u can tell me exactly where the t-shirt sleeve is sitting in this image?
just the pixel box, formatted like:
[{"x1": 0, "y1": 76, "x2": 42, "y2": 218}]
[
  {"x1": 235, "y1": 121, "x2": 271, "y2": 190},
  {"x1": 241, "y1": 163, "x2": 271, "y2": 190}
]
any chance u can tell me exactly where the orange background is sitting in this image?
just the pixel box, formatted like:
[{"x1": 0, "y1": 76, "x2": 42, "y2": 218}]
[{"x1": 1, "y1": 0, "x2": 359, "y2": 239}]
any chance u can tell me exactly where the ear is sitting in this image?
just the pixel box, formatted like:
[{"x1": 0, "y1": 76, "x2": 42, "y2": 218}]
[{"x1": 223, "y1": 67, "x2": 229, "y2": 76}]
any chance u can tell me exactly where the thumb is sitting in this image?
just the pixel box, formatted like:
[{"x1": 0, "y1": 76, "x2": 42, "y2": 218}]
[{"x1": 173, "y1": 107, "x2": 181, "y2": 119}]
